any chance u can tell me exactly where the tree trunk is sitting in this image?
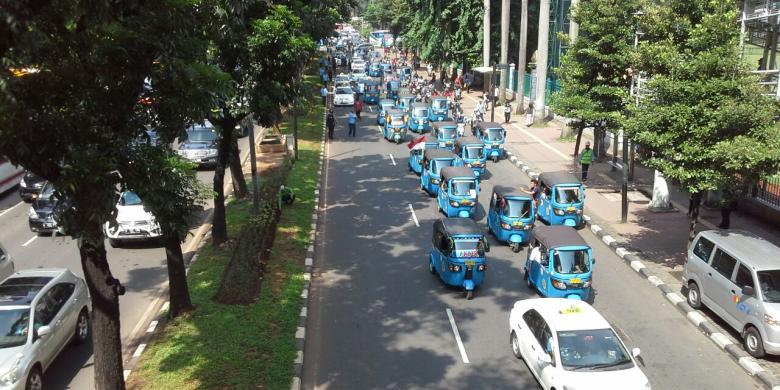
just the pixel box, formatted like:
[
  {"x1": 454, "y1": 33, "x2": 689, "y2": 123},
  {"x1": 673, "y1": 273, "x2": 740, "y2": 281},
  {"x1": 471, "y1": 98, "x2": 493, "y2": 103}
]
[
  {"x1": 534, "y1": 0, "x2": 551, "y2": 122},
  {"x1": 211, "y1": 117, "x2": 237, "y2": 246},
  {"x1": 229, "y1": 137, "x2": 248, "y2": 199},
  {"x1": 573, "y1": 123, "x2": 584, "y2": 157},
  {"x1": 516, "y1": 0, "x2": 529, "y2": 114},
  {"x1": 163, "y1": 233, "x2": 193, "y2": 318},
  {"x1": 688, "y1": 193, "x2": 700, "y2": 242},
  {"x1": 78, "y1": 221, "x2": 125, "y2": 390}
]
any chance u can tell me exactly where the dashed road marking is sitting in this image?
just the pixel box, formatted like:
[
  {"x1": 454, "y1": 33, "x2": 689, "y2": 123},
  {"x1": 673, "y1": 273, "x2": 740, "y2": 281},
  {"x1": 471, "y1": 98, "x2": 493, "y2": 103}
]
[
  {"x1": 389, "y1": 153, "x2": 397, "y2": 166},
  {"x1": 0, "y1": 202, "x2": 24, "y2": 219},
  {"x1": 446, "y1": 308, "x2": 470, "y2": 364},
  {"x1": 408, "y1": 204, "x2": 419, "y2": 227},
  {"x1": 21, "y1": 236, "x2": 37, "y2": 247}
]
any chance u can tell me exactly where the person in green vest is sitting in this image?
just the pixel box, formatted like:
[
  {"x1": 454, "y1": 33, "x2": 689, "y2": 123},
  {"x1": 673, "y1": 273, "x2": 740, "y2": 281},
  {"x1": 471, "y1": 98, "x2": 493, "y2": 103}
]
[{"x1": 579, "y1": 141, "x2": 594, "y2": 182}]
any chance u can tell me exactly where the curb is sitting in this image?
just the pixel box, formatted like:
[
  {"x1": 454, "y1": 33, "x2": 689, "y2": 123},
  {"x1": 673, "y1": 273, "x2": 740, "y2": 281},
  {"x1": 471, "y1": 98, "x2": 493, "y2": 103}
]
[
  {"x1": 290, "y1": 108, "x2": 327, "y2": 390},
  {"x1": 503, "y1": 149, "x2": 780, "y2": 389}
]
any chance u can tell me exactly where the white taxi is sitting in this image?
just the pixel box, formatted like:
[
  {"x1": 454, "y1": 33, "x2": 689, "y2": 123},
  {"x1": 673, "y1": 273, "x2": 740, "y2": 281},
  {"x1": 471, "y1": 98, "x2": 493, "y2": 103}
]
[{"x1": 509, "y1": 298, "x2": 651, "y2": 390}]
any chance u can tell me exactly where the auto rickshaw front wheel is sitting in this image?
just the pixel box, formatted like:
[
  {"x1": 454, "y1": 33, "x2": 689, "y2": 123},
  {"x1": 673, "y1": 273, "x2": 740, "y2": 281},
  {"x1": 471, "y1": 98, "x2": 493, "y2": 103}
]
[
  {"x1": 510, "y1": 242, "x2": 521, "y2": 253},
  {"x1": 428, "y1": 257, "x2": 436, "y2": 275},
  {"x1": 493, "y1": 156, "x2": 499, "y2": 163},
  {"x1": 465, "y1": 290, "x2": 474, "y2": 300}
]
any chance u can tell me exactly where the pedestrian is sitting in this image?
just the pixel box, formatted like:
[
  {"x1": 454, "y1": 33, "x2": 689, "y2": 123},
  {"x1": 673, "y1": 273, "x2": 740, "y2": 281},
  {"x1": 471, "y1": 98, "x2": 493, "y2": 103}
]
[
  {"x1": 348, "y1": 110, "x2": 357, "y2": 137},
  {"x1": 522, "y1": 178, "x2": 541, "y2": 208},
  {"x1": 427, "y1": 63, "x2": 433, "y2": 75},
  {"x1": 464, "y1": 72, "x2": 473, "y2": 93},
  {"x1": 326, "y1": 109, "x2": 336, "y2": 140},
  {"x1": 718, "y1": 199, "x2": 738, "y2": 229},
  {"x1": 579, "y1": 141, "x2": 594, "y2": 182},
  {"x1": 687, "y1": 192, "x2": 702, "y2": 217},
  {"x1": 320, "y1": 86, "x2": 328, "y2": 107},
  {"x1": 354, "y1": 99, "x2": 363, "y2": 120},
  {"x1": 504, "y1": 102, "x2": 512, "y2": 123},
  {"x1": 525, "y1": 102, "x2": 535, "y2": 126},
  {"x1": 322, "y1": 72, "x2": 329, "y2": 86}
]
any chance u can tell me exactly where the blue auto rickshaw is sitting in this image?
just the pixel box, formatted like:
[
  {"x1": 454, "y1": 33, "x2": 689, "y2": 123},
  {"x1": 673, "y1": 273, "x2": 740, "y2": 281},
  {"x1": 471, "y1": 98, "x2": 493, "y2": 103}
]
[
  {"x1": 380, "y1": 63, "x2": 392, "y2": 76},
  {"x1": 429, "y1": 218, "x2": 490, "y2": 300},
  {"x1": 421, "y1": 149, "x2": 459, "y2": 196},
  {"x1": 377, "y1": 99, "x2": 395, "y2": 125},
  {"x1": 437, "y1": 167, "x2": 479, "y2": 218},
  {"x1": 524, "y1": 225, "x2": 594, "y2": 301},
  {"x1": 429, "y1": 97, "x2": 451, "y2": 122},
  {"x1": 536, "y1": 172, "x2": 586, "y2": 227},
  {"x1": 408, "y1": 103, "x2": 431, "y2": 133},
  {"x1": 432, "y1": 121, "x2": 459, "y2": 151},
  {"x1": 398, "y1": 67, "x2": 412, "y2": 83},
  {"x1": 387, "y1": 79, "x2": 401, "y2": 100},
  {"x1": 473, "y1": 121, "x2": 506, "y2": 162},
  {"x1": 368, "y1": 63, "x2": 382, "y2": 78},
  {"x1": 408, "y1": 141, "x2": 440, "y2": 175},
  {"x1": 363, "y1": 79, "x2": 381, "y2": 105},
  {"x1": 383, "y1": 109, "x2": 408, "y2": 144},
  {"x1": 452, "y1": 136, "x2": 487, "y2": 178},
  {"x1": 397, "y1": 90, "x2": 415, "y2": 113},
  {"x1": 487, "y1": 185, "x2": 535, "y2": 252}
]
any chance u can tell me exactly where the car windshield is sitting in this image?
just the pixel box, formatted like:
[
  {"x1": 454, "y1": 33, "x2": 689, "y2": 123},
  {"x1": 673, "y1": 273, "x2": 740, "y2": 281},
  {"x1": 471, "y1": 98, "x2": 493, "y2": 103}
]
[
  {"x1": 485, "y1": 128, "x2": 504, "y2": 141},
  {"x1": 451, "y1": 180, "x2": 476, "y2": 196},
  {"x1": 552, "y1": 249, "x2": 590, "y2": 274},
  {"x1": 758, "y1": 270, "x2": 780, "y2": 303},
  {"x1": 120, "y1": 191, "x2": 143, "y2": 206},
  {"x1": 557, "y1": 328, "x2": 633, "y2": 371},
  {"x1": 555, "y1": 186, "x2": 582, "y2": 204},
  {"x1": 506, "y1": 199, "x2": 532, "y2": 218},
  {"x1": 431, "y1": 159, "x2": 453, "y2": 174},
  {"x1": 0, "y1": 308, "x2": 30, "y2": 348},
  {"x1": 439, "y1": 127, "x2": 456, "y2": 138},
  {"x1": 39, "y1": 182, "x2": 55, "y2": 198},
  {"x1": 432, "y1": 100, "x2": 447, "y2": 110},
  {"x1": 414, "y1": 107, "x2": 429, "y2": 117},
  {"x1": 465, "y1": 146, "x2": 483, "y2": 159},
  {"x1": 453, "y1": 239, "x2": 485, "y2": 257},
  {"x1": 336, "y1": 88, "x2": 353, "y2": 95},
  {"x1": 186, "y1": 130, "x2": 216, "y2": 142}
]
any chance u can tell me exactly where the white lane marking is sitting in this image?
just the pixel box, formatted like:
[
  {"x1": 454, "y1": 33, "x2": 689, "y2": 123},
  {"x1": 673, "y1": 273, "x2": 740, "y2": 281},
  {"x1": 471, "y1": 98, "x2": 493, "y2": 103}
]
[
  {"x1": 146, "y1": 320, "x2": 158, "y2": 333},
  {"x1": 389, "y1": 153, "x2": 397, "y2": 166},
  {"x1": 446, "y1": 308, "x2": 470, "y2": 364},
  {"x1": 0, "y1": 201, "x2": 24, "y2": 219},
  {"x1": 368, "y1": 105, "x2": 374, "y2": 112},
  {"x1": 21, "y1": 236, "x2": 37, "y2": 247},
  {"x1": 376, "y1": 125, "x2": 383, "y2": 134},
  {"x1": 132, "y1": 343, "x2": 147, "y2": 358},
  {"x1": 123, "y1": 370, "x2": 131, "y2": 380},
  {"x1": 408, "y1": 204, "x2": 419, "y2": 227}
]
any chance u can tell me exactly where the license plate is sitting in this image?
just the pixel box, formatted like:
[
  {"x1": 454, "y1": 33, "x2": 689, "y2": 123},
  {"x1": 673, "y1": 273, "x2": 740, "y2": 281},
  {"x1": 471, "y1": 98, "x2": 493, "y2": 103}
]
[
  {"x1": 44, "y1": 223, "x2": 54, "y2": 228},
  {"x1": 439, "y1": 142, "x2": 446, "y2": 147},
  {"x1": 465, "y1": 261, "x2": 476, "y2": 266},
  {"x1": 567, "y1": 207, "x2": 576, "y2": 211},
  {"x1": 512, "y1": 222, "x2": 523, "y2": 227},
  {"x1": 570, "y1": 278, "x2": 582, "y2": 284}
]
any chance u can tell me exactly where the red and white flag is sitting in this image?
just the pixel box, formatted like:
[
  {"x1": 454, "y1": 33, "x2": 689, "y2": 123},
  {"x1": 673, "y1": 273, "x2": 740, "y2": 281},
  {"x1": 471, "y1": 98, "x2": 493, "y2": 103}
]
[{"x1": 407, "y1": 135, "x2": 427, "y2": 150}]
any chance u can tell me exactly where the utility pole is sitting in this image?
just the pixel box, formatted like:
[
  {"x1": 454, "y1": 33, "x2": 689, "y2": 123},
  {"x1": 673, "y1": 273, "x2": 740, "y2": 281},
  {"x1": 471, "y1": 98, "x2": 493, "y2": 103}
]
[
  {"x1": 248, "y1": 122, "x2": 260, "y2": 214},
  {"x1": 491, "y1": 62, "x2": 497, "y2": 122},
  {"x1": 534, "y1": 0, "x2": 550, "y2": 122},
  {"x1": 621, "y1": 130, "x2": 629, "y2": 222},
  {"x1": 569, "y1": 0, "x2": 580, "y2": 44},
  {"x1": 499, "y1": 0, "x2": 510, "y2": 104},
  {"x1": 516, "y1": 0, "x2": 529, "y2": 114},
  {"x1": 483, "y1": 0, "x2": 491, "y2": 67}
]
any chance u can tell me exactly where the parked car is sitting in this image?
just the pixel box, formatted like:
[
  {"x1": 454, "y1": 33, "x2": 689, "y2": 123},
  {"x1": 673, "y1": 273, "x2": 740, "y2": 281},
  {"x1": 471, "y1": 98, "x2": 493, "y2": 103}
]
[
  {"x1": 0, "y1": 244, "x2": 16, "y2": 282},
  {"x1": 333, "y1": 87, "x2": 356, "y2": 106},
  {"x1": 685, "y1": 229, "x2": 780, "y2": 358},
  {"x1": 0, "y1": 268, "x2": 90, "y2": 390},
  {"x1": 104, "y1": 191, "x2": 162, "y2": 248},
  {"x1": 27, "y1": 182, "x2": 68, "y2": 235},
  {"x1": 18, "y1": 172, "x2": 45, "y2": 203},
  {"x1": 177, "y1": 122, "x2": 218, "y2": 168},
  {"x1": 509, "y1": 298, "x2": 650, "y2": 390}
]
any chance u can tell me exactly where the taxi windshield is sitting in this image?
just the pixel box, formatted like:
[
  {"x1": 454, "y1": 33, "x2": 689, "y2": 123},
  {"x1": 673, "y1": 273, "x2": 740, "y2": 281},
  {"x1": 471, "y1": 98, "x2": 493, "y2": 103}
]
[
  {"x1": 555, "y1": 186, "x2": 581, "y2": 204},
  {"x1": 336, "y1": 88, "x2": 353, "y2": 95},
  {"x1": 413, "y1": 107, "x2": 429, "y2": 117},
  {"x1": 506, "y1": 199, "x2": 532, "y2": 218},
  {"x1": 451, "y1": 180, "x2": 476, "y2": 196},
  {"x1": 439, "y1": 127, "x2": 456, "y2": 138},
  {"x1": 557, "y1": 328, "x2": 633, "y2": 371},
  {"x1": 465, "y1": 146, "x2": 483, "y2": 159},
  {"x1": 485, "y1": 128, "x2": 504, "y2": 141},
  {"x1": 432, "y1": 100, "x2": 448, "y2": 110},
  {"x1": 431, "y1": 159, "x2": 453, "y2": 174},
  {"x1": 553, "y1": 249, "x2": 590, "y2": 274},
  {"x1": 758, "y1": 270, "x2": 780, "y2": 303}
]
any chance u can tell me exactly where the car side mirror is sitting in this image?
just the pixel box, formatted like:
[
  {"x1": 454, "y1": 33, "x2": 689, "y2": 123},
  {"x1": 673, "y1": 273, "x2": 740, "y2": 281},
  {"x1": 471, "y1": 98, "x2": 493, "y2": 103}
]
[
  {"x1": 742, "y1": 285, "x2": 755, "y2": 296},
  {"x1": 36, "y1": 325, "x2": 52, "y2": 339},
  {"x1": 539, "y1": 353, "x2": 552, "y2": 364},
  {"x1": 592, "y1": 258, "x2": 596, "y2": 264},
  {"x1": 632, "y1": 347, "x2": 641, "y2": 358}
]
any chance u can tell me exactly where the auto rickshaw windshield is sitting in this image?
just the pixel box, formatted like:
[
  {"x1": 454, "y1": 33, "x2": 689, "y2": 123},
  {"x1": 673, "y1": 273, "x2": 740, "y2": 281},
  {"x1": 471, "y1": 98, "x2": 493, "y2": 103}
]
[
  {"x1": 465, "y1": 146, "x2": 483, "y2": 159},
  {"x1": 451, "y1": 180, "x2": 476, "y2": 196},
  {"x1": 439, "y1": 127, "x2": 456, "y2": 138},
  {"x1": 506, "y1": 199, "x2": 532, "y2": 218},
  {"x1": 453, "y1": 239, "x2": 485, "y2": 257},
  {"x1": 414, "y1": 107, "x2": 429, "y2": 117},
  {"x1": 553, "y1": 249, "x2": 590, "y2": 274},
  {"x1": 432, "y1": 100, "x2": 447, "y2": 110},
  {"x1": 555, "y1": 186, "x2": 582, "y2": 204},
  {"x1": 485, "y1": 128, "x2": 503, "y2": 141},
  {"x1": 431, "y1": 159, "x2": 454, "y2": 174}
]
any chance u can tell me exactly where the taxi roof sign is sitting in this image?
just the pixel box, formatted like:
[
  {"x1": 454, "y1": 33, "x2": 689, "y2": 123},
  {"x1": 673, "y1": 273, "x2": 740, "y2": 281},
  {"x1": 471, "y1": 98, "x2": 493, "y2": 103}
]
[{"x1": 559, "y1": 304, "x2": 583, "y2": 315}]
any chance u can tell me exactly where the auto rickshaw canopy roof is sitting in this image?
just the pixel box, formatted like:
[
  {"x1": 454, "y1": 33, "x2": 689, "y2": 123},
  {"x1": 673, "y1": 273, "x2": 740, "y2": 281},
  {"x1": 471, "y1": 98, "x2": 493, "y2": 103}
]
[
  {"x1": 474, "y1": 121, "x2": 504, "y2": 130},
  {"x1": 532, "y1": 225, "x2": 589, "y2": 249},
  {"x1": 539, "y1": 171, "x2": 582, "y2": 186},
  {"x1": 379, "y1": 99, "x2": 395, "y2": 106},
  {"x1": 440, "y1": 166, "x2": 475, "y2": 182},
  {"x1": 455, "y1": 136, "x2": 483, "y2": 147},
  {"x1": 386, "y1": 109, "x2": 405, "y2": 117},
  {"x1": 432, "y1": 121, "x2": 458, "y2": 130},
  {"x1": 411, "y1": 102, "x2": 428, "y2": 109},
  {"x1": 434, "y1": 217, "x2": 482, "y2": 237},
  {"x1": 492, "y1": 185, "x2": 532, "y2": 200},
  {"x1": 423, "y1": 149, "x2": 457, "y2": 161}
]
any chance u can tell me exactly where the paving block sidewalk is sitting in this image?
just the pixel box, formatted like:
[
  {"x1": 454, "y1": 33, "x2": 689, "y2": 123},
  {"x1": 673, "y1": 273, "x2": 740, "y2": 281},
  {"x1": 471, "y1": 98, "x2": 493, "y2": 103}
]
[{"x1": 454, "y1": 88, "x2": 780, "y2": 380}]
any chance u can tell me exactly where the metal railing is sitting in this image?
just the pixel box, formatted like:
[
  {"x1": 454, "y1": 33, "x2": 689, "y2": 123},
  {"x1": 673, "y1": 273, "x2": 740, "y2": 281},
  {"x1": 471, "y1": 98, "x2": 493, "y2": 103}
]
[
  {"x1": 753, "y1": 175, "x2": 780, "y2": 209},
  {"x1": 749, "y1": 69, "x2": 780, "y2": 98},
  {"x1": 743, "y1": 0, "x2": 780, "y2": 21}
]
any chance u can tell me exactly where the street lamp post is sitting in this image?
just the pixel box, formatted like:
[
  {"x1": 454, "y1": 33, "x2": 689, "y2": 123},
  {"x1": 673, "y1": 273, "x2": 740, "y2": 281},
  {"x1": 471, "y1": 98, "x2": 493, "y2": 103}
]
[{"x1": 491, "y1": 62, "x2": 497, "y2": 122}]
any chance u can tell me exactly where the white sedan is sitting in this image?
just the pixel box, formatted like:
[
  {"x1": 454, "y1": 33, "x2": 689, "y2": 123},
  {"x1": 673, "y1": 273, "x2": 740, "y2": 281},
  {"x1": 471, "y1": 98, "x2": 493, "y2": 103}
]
[
  {"x1": 509, "y1": 298, "x2": 651, "y2": 390},
  {"x1": 333, "y1": 87, "x2": 355, "y2": 106},
  {"x1": 104, "y1": 191, "x2": 162, "y2": 247}
]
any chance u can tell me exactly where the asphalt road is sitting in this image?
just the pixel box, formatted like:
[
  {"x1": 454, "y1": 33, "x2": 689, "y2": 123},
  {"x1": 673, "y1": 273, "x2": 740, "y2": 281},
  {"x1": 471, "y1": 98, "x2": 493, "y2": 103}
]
[
  {"x1": 0, "y1": 133, "x2": 255, "y2": 389},
  {"x1": 303, "y1": 102, "x2": 761, "y2": 389}
]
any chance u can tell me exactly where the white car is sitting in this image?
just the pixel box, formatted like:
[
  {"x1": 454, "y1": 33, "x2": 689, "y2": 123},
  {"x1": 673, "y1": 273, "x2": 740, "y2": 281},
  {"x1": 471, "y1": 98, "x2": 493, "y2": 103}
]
[
  {"x1": 104, "y1": 191, "x2": 161, "y2": 247},
  {"x1": 351, "y1": 60, "x2": 366, "y2": 73},
  {"x1": 0, "y1": 269, "x2": 90, "y2": 390},
  {"x1": 509, "y1": 298, "x2": 651, "y2": 390},
  {"x1": 0, "y1": 244, "x2": 15, "y2": 282},
  {"x1": 333, "y1": 87, "x2": 355, "y2": 106}
]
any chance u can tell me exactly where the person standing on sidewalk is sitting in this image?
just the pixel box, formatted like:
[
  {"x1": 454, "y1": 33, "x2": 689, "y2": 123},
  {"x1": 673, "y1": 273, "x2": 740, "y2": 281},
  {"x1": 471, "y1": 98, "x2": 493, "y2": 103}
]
[
  {"x1": 579, "y1": 141, "x2": 594, "y2": 182},
  {"x1": 504, "y1": 102, "x2": 512, "y2": 123},
  {"x1": 320, "y1": 86, "x2": 328, "y2": 107},
  {"x1": 348, "y1": 110, "x2": 357, "y2": 137},
  {"x1": 354, "y1": 99, "x2": 363, "y2": 120},
  {"x1": 525, "y1": 102, "x2": 535, "y2": 126},
  {"x1": 326, "y1": 109, "x2": 336, "y2": 140}
]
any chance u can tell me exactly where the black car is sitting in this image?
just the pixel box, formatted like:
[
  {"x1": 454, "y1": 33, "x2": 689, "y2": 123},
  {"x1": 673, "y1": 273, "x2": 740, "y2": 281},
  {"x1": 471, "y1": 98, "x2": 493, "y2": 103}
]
[
  {"x1": 177, "y1": 122, "x2": 218, "y2": 168},
  {"x1": 28, "y1": 182, "x2": 68, "y2": 235},
  {"x1": 19, "y1": 171, "x2": 45, "y2": 202}
]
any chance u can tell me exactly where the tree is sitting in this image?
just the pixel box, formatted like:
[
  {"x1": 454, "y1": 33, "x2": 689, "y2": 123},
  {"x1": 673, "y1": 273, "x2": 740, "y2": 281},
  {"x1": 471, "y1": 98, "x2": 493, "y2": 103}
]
[
  {"x1": 0, "y1": 0, "x2": 216, "y2": 387},
  {"x1": 549, "y1": 0, "x2": 641, "y2": 159},
  {"x1": 624, "y1": 0, "x2": 780, "y2": 238}
]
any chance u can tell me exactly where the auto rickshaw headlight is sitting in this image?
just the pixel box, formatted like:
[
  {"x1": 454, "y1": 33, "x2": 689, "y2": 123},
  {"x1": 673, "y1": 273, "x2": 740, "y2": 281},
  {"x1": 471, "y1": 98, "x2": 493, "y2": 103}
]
[
  {"x1": 551, "y1": 279, "x2": 567, "y2": 290},
  {"x1": 500, "y1": 222, "x2": 511, "y2": 230},
  {"x1": 450, "y1": 201, "x2": 459, "y2": 207},
  {"x1": 554, "y1": 209, "x2": 565, "y2": 216},
  {"x1": 431, "y1": 178, "x2": 439, "y2": 184},
  {"x1": 583, "y1": 279, "x2": 592, "y2": 288},
  {"x1": 447, "y1": 263, "x2": 461, "y2": 272},
  {"x1": 477, "y1": 264, "x2": 486, "y2": 272}
]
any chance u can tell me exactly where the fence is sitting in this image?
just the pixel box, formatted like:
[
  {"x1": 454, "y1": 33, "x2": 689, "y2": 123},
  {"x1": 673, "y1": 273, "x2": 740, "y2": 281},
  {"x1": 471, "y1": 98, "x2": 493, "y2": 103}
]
[{"x1": 753, "y1": 175, "x2": 780, "y2": 210}]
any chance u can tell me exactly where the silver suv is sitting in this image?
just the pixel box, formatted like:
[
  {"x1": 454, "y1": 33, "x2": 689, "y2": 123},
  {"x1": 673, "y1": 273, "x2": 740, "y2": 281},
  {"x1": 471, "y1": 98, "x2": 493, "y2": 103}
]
[
  {"x1": 0, "y1": 269, "x2": 90, "y2": 389},
  {"x1": 684, "y1": 230, "x2": 780, "y2": 358}
]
